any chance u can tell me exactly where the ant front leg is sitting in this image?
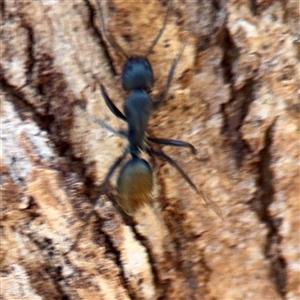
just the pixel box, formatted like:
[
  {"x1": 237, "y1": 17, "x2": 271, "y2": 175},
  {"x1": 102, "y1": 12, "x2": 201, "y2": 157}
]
[{"x1": 100, "y1": 84, "x2": 127, "y2": 121}]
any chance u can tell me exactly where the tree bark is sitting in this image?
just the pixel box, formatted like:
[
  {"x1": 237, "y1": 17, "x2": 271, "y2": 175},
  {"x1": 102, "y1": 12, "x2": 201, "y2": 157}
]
[{"x1": 1, "y1": 1, "x2": 299, "y2": 299}]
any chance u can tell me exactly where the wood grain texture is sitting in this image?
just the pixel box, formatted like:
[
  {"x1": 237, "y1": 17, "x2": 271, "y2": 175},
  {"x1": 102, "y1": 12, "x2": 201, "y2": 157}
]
[{"x1": 1, "y1": 0, "x2": 299, "y2": 299}]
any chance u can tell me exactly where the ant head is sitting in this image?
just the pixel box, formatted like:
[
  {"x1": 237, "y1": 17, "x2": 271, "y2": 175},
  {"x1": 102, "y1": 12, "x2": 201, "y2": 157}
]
[
  {"x1": 116, "y1": 158, "x2": 153, "y2": 215},
  {"x1": 122, "y1": 57, "x2": 154, "y2": 92}
]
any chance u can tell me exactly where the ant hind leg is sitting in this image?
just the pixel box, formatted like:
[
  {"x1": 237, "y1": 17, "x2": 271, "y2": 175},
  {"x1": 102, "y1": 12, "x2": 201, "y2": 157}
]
[
  {"x1": 149, "y1": 148, "x2": 198, "y2": 192},
  {"x1": 68, "y1": 153, "x2": 127, "y2": 253},
  {"x1": 149, "y1": 148, "x2": 223, "y2": 219}
]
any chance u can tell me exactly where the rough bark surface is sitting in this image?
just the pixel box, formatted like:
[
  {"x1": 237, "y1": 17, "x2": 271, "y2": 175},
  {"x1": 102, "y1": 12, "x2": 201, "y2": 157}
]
[{"x1": 1, "y1": 1, "x2": 299, "y2": 300}]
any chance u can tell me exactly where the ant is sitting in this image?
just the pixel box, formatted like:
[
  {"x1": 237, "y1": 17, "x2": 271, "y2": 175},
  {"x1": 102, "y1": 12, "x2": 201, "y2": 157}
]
[{"x1": 71, "y1": 0, "x2": 222, "y2": 249}]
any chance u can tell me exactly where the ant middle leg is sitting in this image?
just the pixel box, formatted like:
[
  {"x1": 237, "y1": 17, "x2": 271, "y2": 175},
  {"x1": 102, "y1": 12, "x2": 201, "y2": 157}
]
[
  {"x1": 76, "y1": 105, "x2": 127, "y2": 138},
  {"x1": 148, "y1": 137, "x2": 196, "y2": 155}
]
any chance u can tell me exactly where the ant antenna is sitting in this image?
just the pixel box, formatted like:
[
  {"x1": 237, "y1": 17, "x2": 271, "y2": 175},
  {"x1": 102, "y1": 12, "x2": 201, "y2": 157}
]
[
  {"x1": 95, "y1": 0, "x2": 173, "y2": 59},
  {"x1": 154, "y1": 40, "x2": 186, "y2": 107},
  {"x1": 95, "y1": 0, "x2": 129, "y2": 59},
  {"x1": 145, "y1": 0, "x2": 173, "y2": 57}
]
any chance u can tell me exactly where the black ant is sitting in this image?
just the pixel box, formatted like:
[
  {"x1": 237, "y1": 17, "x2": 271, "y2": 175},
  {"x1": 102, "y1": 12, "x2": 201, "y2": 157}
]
[{"x1": 72, "y1": 0, "x2": 221, "y2": 249}]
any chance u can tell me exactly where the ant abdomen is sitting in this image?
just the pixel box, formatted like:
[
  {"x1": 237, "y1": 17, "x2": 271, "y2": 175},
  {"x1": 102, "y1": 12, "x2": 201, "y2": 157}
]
[
  {"x1": 117, "y1": 158, "x2": 153, "y2": 215},
  {"x1": 122, "y1": 57, "x2": 154, "y2": 92}
]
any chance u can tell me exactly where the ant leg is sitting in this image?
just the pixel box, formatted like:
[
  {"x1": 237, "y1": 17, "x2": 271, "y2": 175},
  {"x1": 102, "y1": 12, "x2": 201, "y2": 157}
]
[
  {"x1": 148, "y1": 137, "x2": 196, "y2": 155},
  {"x1": 153, "y1": 43, "x2": 186, "y2": 108},
  {"x1": 68, "y1": 153, "x2": 127, "y2": 253},
  {"x1": 149, "y1": 148, "x2": 223, "y2": 219},
  {"x1": 100, "y1": 84, "x2": 127, "y2": 121},
  {"x1": 92, "y1": 116, "x2": 127, "y2": 138},
  {"x1": 98, "y1": 153, "x2": 127, "y2": 194},
  {"x1": 76, "y1": 106, "x2": 127, "y2": 138},
  {"x1": 149, "y1": 148, "x2": 198, "y2": 192}
]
